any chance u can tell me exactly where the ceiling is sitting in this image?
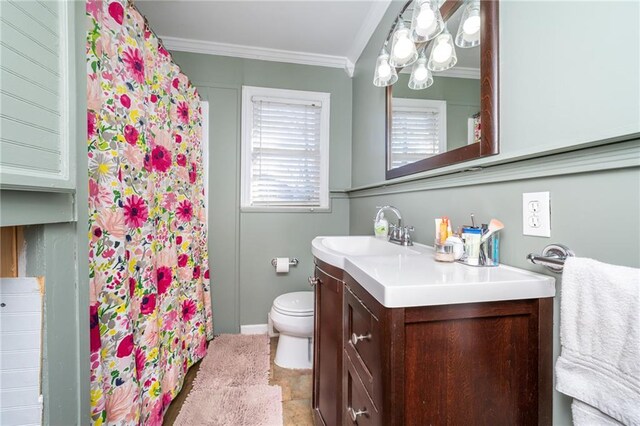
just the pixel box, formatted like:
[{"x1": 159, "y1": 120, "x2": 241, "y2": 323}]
[{"x1": 136, "y1": 0, "x2": 393, "y2": 75}]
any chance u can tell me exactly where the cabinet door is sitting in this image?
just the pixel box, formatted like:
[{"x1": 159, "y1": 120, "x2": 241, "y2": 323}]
[{"x1": 313, "y1": 265, "x2": 343, "y2": 426}]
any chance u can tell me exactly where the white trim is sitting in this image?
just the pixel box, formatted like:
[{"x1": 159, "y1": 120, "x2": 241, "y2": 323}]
[
  {"x1": 241, "y1": 86, "x2": 331, "y2": 212},
  {"x1": 437, "y1": 67, "x2": 481, "y2": 79},
  {"x1": 344, "y1": 59, "x2": 355, "y2": 78},
  {"x1": 161, "y1": 35, "x2": 354, "y2": 76},
  {"x1": 400, "y1": 66, "x2": 480, "y2": 79},
  {"x1": 346, "y1": 0, "x2": 393, "y2": 69},
  {"x1": 240, "y1": 324, "x2": 269, "y2": 335}
]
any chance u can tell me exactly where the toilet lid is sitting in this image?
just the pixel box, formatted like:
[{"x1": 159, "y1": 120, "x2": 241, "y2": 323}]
[{"x1": 273, "y1": 292, "x2": 314, "y2": 316}]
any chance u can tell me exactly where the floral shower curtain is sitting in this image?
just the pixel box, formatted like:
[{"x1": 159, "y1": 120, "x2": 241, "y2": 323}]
[{"x1": 86, "y1": 1, "x2": 213, "y2": 424}]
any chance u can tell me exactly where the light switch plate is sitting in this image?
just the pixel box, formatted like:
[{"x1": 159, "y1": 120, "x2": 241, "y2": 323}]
[{"x1": 523, "y1": 192, "x2": 551, "y2": 237}]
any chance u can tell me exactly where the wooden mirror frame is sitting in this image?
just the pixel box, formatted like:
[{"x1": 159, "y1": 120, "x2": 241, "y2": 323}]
[{"x1": 385, "y1": 0, "x2": 499, "y2": 180}]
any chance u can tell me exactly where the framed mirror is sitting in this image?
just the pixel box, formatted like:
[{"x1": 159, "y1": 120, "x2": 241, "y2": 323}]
[{"x1": 385, "y1": 0, "x2": 499, "y2": 180}]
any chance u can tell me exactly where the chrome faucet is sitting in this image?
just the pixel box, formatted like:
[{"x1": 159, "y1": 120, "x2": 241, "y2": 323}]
[{"x1": 375, "y1": 206, "x2": 414, "y2": 246}]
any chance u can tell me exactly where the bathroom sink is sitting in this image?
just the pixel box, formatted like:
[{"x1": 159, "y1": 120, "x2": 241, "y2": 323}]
[
  {"x1": 311, "y1": 236, "x2": 555, "y2": 308},
  {"x1": 312, "y1": 236, "x2": 421, "y2": 268}
]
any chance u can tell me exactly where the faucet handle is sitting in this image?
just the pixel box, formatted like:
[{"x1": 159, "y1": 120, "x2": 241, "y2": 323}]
[
  {"x1": 402, "y1": 226, "x2": 415, "y2": 245},
  {"x1": 389, "y1": 224, "x2": 400, "y2": 240}
]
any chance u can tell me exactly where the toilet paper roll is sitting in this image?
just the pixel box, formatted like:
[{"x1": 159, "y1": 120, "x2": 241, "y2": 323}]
[{"x1": 275, "y1": 257, "x2": 290, "y2": 273}]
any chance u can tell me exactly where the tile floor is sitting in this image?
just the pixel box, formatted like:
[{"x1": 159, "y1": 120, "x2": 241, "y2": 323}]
[
  {"x1": 269, "y1": 337, "x2": 314, "y2": 426},
  {"x1": 164, "y1": 336, "x2": 313, "y2": 425}
]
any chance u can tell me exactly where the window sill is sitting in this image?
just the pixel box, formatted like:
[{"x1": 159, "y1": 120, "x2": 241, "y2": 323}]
[{"x1": 240, "y1": 206, "x2": 331, "y2": 213}]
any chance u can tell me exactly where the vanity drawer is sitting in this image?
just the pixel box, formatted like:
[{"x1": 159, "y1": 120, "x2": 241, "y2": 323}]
[
  {"x1": 344, "y1": 351, "x2": 381, "y2": 426},
  {"x1": 344, "y1": 285, "x2": 382, "y2": 405}
]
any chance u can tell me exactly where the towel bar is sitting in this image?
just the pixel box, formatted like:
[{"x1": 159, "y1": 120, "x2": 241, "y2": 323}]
[{"x1": 527, "y1": 244, "x2": 575, "y2": 273}]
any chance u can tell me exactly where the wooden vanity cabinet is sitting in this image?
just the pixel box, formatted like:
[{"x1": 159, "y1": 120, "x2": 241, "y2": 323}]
[
  {"x1": 313, "y1": 257, "x2": 553, "y2": 426},
  {"x1": 312, "y1": 259, "x2": 344, "y2": 426},
  {"x1": 342, "y1": 274, "x2": 553, "y2": 426}
]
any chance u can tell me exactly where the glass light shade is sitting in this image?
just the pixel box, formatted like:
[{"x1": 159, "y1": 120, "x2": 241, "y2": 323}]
[
  {"x1": 410, "y1": 0, "x2": 445, "y2": 43},
  {"x1": 427, "y1": 29, "x2": 457, "y2": 72},
  {"x1": 408, "y1": 54, "x2": 433, "y2": 90},
  {"x1": 455, "y1": 0, "x2": 481, "y2": 48},
  {"x1": 373, "y1": 48, "x2": 398, "y2": 87},
  {"x1": 389, "y1": 22, "x2": 418, "y2": 68}
]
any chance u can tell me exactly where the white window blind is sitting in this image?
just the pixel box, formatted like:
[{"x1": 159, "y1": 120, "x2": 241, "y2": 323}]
[
  {"x1": 241, "y1": 87, "x2": 330, "y2": 210},
  {"x1": 389, "y1": 99, "x2": 446, "y2": 170}
]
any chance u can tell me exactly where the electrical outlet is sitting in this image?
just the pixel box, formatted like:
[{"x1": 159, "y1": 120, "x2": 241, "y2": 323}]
[{"x1": 523, "y1": 192, "x2": 550, "y2": 237}]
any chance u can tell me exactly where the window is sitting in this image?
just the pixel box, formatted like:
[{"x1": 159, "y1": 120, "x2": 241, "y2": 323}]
[
  {"x1": 241, "y1": 86, "x2": 330, "y2": 211},
  {"x1": 389, "y1": 98, "x2": 446, "y2": 170}
]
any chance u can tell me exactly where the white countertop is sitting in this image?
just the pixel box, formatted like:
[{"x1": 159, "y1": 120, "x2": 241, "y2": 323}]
[{"x1": 312, "y1": 236, "x2": 556, "y2": 308}]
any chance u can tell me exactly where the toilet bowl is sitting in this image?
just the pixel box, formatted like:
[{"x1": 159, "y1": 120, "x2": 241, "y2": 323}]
[{"x1": 270, "y1": 291, "x2": 314, "y2": 369}]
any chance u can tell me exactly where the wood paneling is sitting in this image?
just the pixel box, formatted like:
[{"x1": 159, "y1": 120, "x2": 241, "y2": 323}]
[
  {"x1": 344, "y1": 351, "x2": 381, "y2": 426},
  {"x1": 344, "y1": 286, "x2": 382, "y2": 408},
  {"x1": 404, "y1": 310, "x2": 536, "y2": 425},
  {"x1": 1, "y1": 227, "x2": 18, "y2": 277},
  {"x1": 312, "y1": 263, "x2": 344, "y2": 426}
]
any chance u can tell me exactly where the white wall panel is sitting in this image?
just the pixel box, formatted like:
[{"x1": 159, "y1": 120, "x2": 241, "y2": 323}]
[{"x1": 0, "y1": 277, "x2": 43, "y2": 426}]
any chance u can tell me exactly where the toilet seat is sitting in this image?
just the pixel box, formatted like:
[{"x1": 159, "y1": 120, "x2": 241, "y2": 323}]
[{"x1": 272, "y1": 291, "x2": 314, "y2": 317}]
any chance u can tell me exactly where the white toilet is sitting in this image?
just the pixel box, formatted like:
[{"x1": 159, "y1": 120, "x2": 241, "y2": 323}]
[{"x1": 270, "y1": 291, "x2": 314, "y2": 369}]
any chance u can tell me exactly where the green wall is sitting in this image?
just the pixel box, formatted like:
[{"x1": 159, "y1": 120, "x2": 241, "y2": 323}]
[
  {"x1": 352, "y1": 0, "x2": 640, "y2": 187},
  {"x1": 350, "y1": 1, "x2": 640, "y2": 425},
  {"x1": 393, "y1": 75, "x2": 480, "y2": 151},
  {"x1": 170, "y1": 52, "x2": 352, "y2": 332},
  {"x1": 0, "y1": 1, "x2": 638, "y2": 424}
]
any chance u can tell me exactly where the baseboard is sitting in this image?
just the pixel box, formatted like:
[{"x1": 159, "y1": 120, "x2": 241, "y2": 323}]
[{"x1": 240, "y1": 323, "x2": 269, "y2": 335}]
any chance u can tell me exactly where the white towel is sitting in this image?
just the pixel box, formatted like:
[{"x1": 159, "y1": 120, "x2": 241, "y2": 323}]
[
  {"x1": 555, "y1": 257, "x2": 640, "y2": 426},
  {"x1": 572, "y1": 400, "x2": 623, "y2": 425}
]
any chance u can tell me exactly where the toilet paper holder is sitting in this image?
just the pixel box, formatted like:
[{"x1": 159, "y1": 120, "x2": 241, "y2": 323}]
[{"x1": 271, "y1": 258, "x2": 300, "y2": 268}]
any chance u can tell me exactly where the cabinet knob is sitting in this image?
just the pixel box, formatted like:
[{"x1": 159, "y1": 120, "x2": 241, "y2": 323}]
[
  {"x1": 351, "y1": 332, "x2": 371, "y2": 346},
  {"x1": 308, "y1": 276, "x2": 319, "y2": 287},
  {"x1": 347, "y1": 406, "x2": 368, "y2": 422}
]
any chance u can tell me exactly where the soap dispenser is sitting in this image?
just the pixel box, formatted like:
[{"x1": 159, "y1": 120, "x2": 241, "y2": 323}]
[{"x1": 374, "y1": 213, "x2": 389, "y2": 238}]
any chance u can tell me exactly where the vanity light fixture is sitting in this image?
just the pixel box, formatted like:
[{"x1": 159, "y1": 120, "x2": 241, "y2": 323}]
[
  {"x1": 408, "y1": 52, "x2": 433, "y2": 90},
  {"x1": 389, "y1": 21, "x2": 418, "y2": 68},
  {"x1": 410, "y1": 0, "x2": 444, "y2": 43},
  {"x1": 373, "y1": 45, "x2": 399, "y2": 87},
  {"x1": 427, "y1": 28, "x2": 457, "y2": 72},
  {"x1": 373, "y1": 0, "x2": 480, "y2": 89},
  {"x1": 455, "y1": 0, "x2": 481, "y2": 48}
]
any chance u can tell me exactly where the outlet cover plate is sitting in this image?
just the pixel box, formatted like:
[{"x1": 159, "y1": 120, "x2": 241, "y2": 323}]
[{"x1": 523, "y1": 192, "x2": 550, "y2": 237}]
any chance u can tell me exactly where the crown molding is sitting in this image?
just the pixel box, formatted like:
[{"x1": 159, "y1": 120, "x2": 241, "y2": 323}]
[
  {"x1": 399, "y1": 66, "x2": 480, "y2": 79},
  {"x1": 347, "y1": 0, "x2": 393, "y2": 67},
  {"x1": 160, "y1": 35, "x2": 356, "y2": 77},
  {"x1": 437, "y1": 66, "x2": 481, "y2": 79}
]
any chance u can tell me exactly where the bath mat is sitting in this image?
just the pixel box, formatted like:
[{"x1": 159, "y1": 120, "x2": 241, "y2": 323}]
[
  {"x1": 175, "y1": 334, "x2": 282, "y2": 426},
  {"x1": 173, "y1": 384, "x2": 282, "y2": 425},
  {"x1": 195, "y1": 334, "x2": 271, "y2": 387}
]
